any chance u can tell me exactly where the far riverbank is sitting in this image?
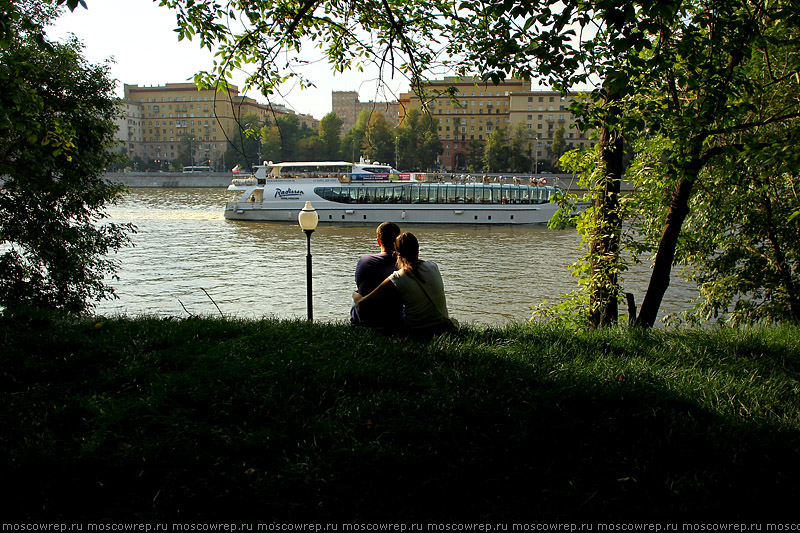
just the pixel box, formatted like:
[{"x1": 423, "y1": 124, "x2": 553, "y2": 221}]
[{"x1": 105, "y1": 171, "x2": 634, "y2": 192}]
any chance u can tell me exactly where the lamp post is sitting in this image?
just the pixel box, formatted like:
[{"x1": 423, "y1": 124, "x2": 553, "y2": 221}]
[{"x1": 298, "y1": 201, "x2": 319, "y2": 321}]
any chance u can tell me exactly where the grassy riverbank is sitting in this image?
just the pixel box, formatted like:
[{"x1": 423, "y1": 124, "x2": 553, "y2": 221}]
[{"x1": 2, "y1": 312, "x2": 799, "y2": 522}]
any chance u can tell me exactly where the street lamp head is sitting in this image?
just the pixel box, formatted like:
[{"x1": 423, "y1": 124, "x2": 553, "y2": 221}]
[{"x1": 298, "y1": 201, "x2": 319, "y2": 231}]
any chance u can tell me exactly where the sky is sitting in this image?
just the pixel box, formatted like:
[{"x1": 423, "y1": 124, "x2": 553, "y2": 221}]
[{"x1": 47, "y1": 0, "x2": 411, "y2": 119}]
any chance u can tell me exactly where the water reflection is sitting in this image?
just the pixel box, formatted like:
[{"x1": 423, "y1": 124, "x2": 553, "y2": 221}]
[{"x1": 97, "y1": 188, "x2": 696, "y2": 326}]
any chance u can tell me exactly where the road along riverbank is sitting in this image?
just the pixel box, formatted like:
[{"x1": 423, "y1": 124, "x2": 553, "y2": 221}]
[
  {"x1": 105, "y1": 171, "x2": 634, "y2": 192},
  {"x1": 105, "y1": 171, "x2": 233, "y2": 188}
]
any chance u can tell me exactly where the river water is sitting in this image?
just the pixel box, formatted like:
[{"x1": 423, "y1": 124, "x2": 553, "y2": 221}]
[{"x1": 96, "y1": 188, "x2": 696, "y2": 326}]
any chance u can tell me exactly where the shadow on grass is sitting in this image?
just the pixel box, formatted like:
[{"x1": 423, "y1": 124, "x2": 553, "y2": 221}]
[{"x1": 2, "y1": 315, "x2": 799, "y2": 521}]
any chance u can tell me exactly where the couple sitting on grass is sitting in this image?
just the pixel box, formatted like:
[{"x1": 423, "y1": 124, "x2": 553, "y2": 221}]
[{"x1": 351, "y1": 221, "x2": 456, "y2": 338}]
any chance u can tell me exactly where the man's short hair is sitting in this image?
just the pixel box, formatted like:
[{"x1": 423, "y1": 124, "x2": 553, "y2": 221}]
[{"x1": 377, "y1": 221, "x2": 401, "y2": 252}]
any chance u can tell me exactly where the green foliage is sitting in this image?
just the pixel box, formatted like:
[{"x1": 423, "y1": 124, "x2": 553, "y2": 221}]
[
  {"x1": 0, "y1": 5, "x2": 133, "y2": 313},
  {"x1": 508, "y1": 123, "x2": 532, "y2": 173},
  {"x1": 621, "y1": 15, "x2": 800, "y2": 326},
  {"x1": 257, "y1": 113, "x2": 317, "y2": 163},
  {"x1": 362, "y1": 113, "x2": 394, "y2": 165},
  {"x1": 550, "y1": 125, "x2": 566, "y2": 168},
  {"x1": 339, "y1": 109, "x2": 371, "y2": 162},
  {"x1": 395, "y1": 108, "x2": 442, "y2": 171},
  {"x1": 674, "y1": 155, "x2": 799, "y2": 325},
  {"x1": 541, "y1": 145, "x2": 611, "y2": 325},
  {"x1": 317, "y1": 112, "x2": 343, "y2": 160},
  {"x1": 159, "y1": 0, "x2": 450, "y2": 106},
  {"x1": 465, "y1": 140, "x2": 485, "y2": 173},
  {"x1": 482, "y1": 127, "x2": 508, "y2": 172}
]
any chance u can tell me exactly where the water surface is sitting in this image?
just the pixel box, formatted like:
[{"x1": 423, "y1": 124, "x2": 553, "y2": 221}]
[{"x1": 97, "y1": 188, "x2": 696, "y2": 326}]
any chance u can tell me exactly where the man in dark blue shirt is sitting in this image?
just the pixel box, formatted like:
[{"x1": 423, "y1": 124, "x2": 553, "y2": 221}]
[{"x1": 350, "y1": 221, "x2": 403, "y2": 329}]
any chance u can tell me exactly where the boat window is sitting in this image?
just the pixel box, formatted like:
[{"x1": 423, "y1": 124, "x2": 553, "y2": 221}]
[
  {"x1": 482, "y1": 185, "x2": 493, "y2": 203},
  {"x1": 417, "y1": 185, "x2": 427, "y2": 203},
  {"x1": 455, "y1": 185, "x2": 466, "y2": 203},
  {"x1": 520, "y1": 185, "x2": 531, "y2": 204},
  {"x1": 362, "y1": 166, "x2": 390, "y2": 174},
  {"x1": 313, "y1": 184, "x2": 558, "y2": 206},
  {"x1": 437, "y1": 185, "x2": 446, "y2": 204},
  {"x1": 464, "y1": 185, "x2": 476, "y2": 204}
]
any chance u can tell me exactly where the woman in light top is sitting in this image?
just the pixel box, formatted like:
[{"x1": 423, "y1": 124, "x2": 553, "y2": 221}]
[{"x1": 352, "y1": 232, "x2": 454, "y2": 337}]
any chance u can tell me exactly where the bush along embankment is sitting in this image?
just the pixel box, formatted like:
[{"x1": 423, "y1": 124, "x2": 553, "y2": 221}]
[{"x1": 2, "y1": 310, "x2": 800, "y2": 522}]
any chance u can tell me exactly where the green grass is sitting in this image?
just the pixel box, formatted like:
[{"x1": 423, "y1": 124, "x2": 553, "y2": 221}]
[{"x1": 2, "y1": 311, "x2": 799, "y2": 521}]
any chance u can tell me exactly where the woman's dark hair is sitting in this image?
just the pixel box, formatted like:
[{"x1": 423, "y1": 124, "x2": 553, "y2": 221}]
[{"x1": 394, "y1": 232, "x2": 420, "y2": 275}]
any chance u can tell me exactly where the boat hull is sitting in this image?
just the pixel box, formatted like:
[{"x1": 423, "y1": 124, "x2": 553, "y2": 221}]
[{"x1": 224, "y1": 201, "x2": 561, "y2": 225}]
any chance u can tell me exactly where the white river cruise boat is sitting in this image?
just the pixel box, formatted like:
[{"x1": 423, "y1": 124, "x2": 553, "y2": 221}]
[{"x1": 224, "y1": 161, "x2": 570, "y2": 225}]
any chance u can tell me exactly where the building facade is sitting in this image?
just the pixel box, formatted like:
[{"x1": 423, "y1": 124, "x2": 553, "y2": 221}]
[
  {"x1": 331, "y1": 90, "x2": 400, "y2": 133},
  {"x1": 121, "y1": 83, "x2": 315, "y2": 170},
  {"x1": 508, "y1": 91, "x2": 595, "y2": 173},
  {"x1": 398, "y1": 77, "x2": 594, "y2": 171},
  {"x1": 398, "y1": 77, "x2": 530, "y2": 171},
  {"x1": 118, "y1": 98, "x2": 145, "y2": 161}
]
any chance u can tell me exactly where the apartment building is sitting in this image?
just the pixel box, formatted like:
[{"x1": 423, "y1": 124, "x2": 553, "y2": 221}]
[
  {"x1": 121, "y1": 83, "x2": 316, "y2": 169},
  {"x1": 117, "y1": 98, "x2": 144, "y2": 160},
  {"x1": 508, "y1": 91, "x2": 595, "y2": 172},
  {"x1": 398, "y1": 77, "x2": 531, "y2": 171},
  {"x1": 398, "y1": 77, "x2": 594, "y2": 171},
  {"x1": 331, "y1": 90, "x2": 400, "y2": 133}
]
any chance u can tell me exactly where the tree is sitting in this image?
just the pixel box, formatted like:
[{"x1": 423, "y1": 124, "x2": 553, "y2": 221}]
[
  {"x1": 483, "y1": 127, "x2": 507, "y2": 173},
  {"x1": 395, "y1": 108, "x2": 442, "y2": 171},
  {"x1": 274, "y1": 113, "x2": 302, "y2": 161},
  {"x1": 509, "y1": 123, "x2": 532, "y2": 173},
  {"x1": 362, "y1": 113, "x2": 395, "y2": 165},
  {"x1": 465, "y1": 140, "x2": 485, "y2": 173},
  {"x1": 259, "y1": 122, "x2": 283, "y2": 164},
  {"x1": 223, "y1": 113, "x2": 263, "y2": 170},
  {"x1": 340, "y1": 110, "x2": 370, "y2": 162},
  {"x1": 550, "y1": 126, "x2": 566, "y2": 170},
  {"x1": 257, "y1": 113, "x2": 314, "y2": 163},
  {"x1": 624, "y1": 21, "x2": 800, "y2": 326},
  {"x1": 677, "y1": 157, "x2": 799, "y2": 325},
  {"x1": 175, "y1": 134, "x2": 198, "y2": 169},
  {"x1": 298, "y1": 135, "x2": 325, "y2": 161},
  {"x1": 0, "y1": 1, "x2": 133, "y2": 313},
  {"x1": 318, "y1": 112, "x2": 342, "y2": 160},
  {"x1": 632, "y1": 1, "x2": 799, "y2": 327}
]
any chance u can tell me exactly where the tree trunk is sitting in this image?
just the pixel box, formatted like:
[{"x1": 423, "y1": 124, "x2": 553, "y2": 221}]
[
  {"x1": 588, "y1": 115, "x2": 625, "y2": 328},
  {"x1": 635, "y1": 168, "x2": 698, "y2": 328}
]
